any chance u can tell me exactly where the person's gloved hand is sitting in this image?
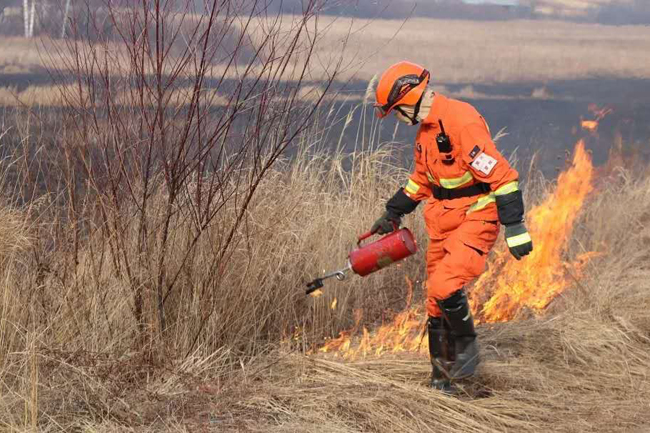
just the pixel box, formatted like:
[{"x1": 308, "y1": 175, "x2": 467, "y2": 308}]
[
  {"x1": 504, "y1": 222, "x2": 533, "y2": 260},
  {"x1": 371, "y1": 211, "x2": 401, "y2": 235}
]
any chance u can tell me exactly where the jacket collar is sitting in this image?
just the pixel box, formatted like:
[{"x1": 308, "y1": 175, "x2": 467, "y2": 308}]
[{"x1": 423, "y1": 93, "x2": 449, "y2": 128}]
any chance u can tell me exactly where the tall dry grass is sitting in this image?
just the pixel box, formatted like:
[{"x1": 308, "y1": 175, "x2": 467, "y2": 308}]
[
  {"x1": 0, "y1": 98, "x2": 420, "y2": 429},
  {"x1": 182, "y1": 148, "x2": 650, "y2": 433},
  {"x1": 0, "y1": 6, "x2": 649, "y2": 430},
  {"x1": 1, "y1": 93, "x2": 650, "y2": 430},
  {"x1": 0, "y1": 100, "x2": 417, "y2": 351}
]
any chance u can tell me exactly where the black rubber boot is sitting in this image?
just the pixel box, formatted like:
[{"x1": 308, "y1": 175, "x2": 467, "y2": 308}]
[
  {"x1": 427, "y1": 317, "x2": 453, "y2": 392},
  {"x1": 443, "y1": 314, "x2": 456, "y2": 365},
  {"x1": 439, "y1": 290, "x2": 479, "y2": 380}
]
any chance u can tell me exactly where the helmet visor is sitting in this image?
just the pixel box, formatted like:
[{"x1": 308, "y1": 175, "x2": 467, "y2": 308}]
[{"x1": 374, "y1": 105, "x2": 389, "y2": 118}]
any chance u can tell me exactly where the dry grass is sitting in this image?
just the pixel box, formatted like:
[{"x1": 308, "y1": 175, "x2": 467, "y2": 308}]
[
  {"x1": 1, "y1": 11, "x2": 650, "y2": 429},
  {"x1": 219, "y1": 300, "x2": 650, "y2": 432},
  {"x1": 2, "y1": 16, "x2": 650, "y2": 98},
  {"x1": 0, "y1": 85, "x2": 237, "y2": 107},
  {"x1": 0, "y1": 85, "x2": 70, "y2": 107},
  {"x1": 0, "y1": 104, "x2": 423, "y2": 429},
  {"x1": 309, "y1": 17, "x2": 650, "y2": 84},
  {"x1": 0, "y1": 96, "x2": 650, "y2": 430},
  {"x1": 0, "y1": 38, "x2": 48, "y2": 73},
  {"x1": 0, "y1": 83, "x2": 361, "y2": 108},
  {"x1": 193, "y1": 152, "x2": 650, "y2": 432}
]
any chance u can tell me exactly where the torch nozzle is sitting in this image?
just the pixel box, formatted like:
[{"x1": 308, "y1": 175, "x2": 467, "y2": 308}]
[
  {"x1": 305, "y1": 278, "x2": 325, "y2": 295},
  {"x1": 305, "y1": 264, "x2": 351, "y2": 295}
]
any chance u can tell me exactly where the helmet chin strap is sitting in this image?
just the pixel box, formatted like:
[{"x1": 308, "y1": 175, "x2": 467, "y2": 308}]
[
  {"x1": 412, "y1": 92, "x2": 423, "y2": 124},
  {"x1": 395, "y1": 91, "x2": 427, "y2": 125},
  {"x1": 395, "y1": 106, "x2": 419, "y2": 125}
]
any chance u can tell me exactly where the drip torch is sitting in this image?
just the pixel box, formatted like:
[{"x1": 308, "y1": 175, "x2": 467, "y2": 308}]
[{"x1": 305, "y1": 223, "x2": 418, "y2": 295}]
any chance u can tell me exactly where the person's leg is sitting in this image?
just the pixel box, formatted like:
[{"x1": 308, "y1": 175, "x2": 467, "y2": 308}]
[
  {"x1": 425, "y1": 238, "x2": 453, "y2": 388},
  {"x1": 427, "y1": 220, "x2": 499, "y2": 379},
  {"x1": 425, "y1": 238, "x2": 445, "y2": 318}
]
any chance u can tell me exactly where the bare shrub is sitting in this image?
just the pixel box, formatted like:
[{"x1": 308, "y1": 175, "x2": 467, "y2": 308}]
[{"x1": 19, "y1": 0, "x2": 345, "y2": 359}]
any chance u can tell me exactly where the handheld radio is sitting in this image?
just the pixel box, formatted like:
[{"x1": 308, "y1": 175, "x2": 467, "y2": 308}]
[{"x1": 436, "y1": 120, "x2": 454, "y2": 164}]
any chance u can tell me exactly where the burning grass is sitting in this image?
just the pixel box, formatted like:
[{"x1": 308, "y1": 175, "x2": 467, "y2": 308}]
[
  {"x1": 221, "y1": 298, "x2": 650, "y2": 432},
  {"x1": 316, "y1": 122, "x2": 601, "y2": 358},
  {"x1": 204, "y1": 144, "x2": 650, "y2": 432},
  {"x1": 2, "y1": 3, "x2": 650, "y2": 430},
  {"x1": 470, "y1": 139, "x2": 595, "y2": 323}
]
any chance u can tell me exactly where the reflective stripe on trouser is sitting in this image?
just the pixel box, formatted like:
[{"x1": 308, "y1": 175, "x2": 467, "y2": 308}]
[{"x1": 426, "y1": 220, "x2": 499, "y2": 317}]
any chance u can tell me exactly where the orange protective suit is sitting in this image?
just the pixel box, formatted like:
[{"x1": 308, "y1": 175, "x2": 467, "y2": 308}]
[{"x1": 402, "y1": 94, "x2": 519, "y2": 317}]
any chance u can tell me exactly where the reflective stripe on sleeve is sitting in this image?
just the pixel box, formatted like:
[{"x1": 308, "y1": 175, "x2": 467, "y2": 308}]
[
  {"x1": 405, "y1": 179, "x2": 421, "y2": 195},
  {"x1": 506, "y1": 232, "x2": 532, "y2": 248},
  {"x1": 439, "y1": 171, "x2": 473, "y2": 189},
  {"x1": 467, "y1": 193, "x2": 496, "y2": 214},
  {"x1": 495, "y1": 181, "x2": 519, "y2": 196}
]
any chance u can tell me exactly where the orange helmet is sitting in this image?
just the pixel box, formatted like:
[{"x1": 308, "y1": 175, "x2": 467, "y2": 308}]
[{"x1": 375, "y1": 61, "x2": 430, "y2": 118}]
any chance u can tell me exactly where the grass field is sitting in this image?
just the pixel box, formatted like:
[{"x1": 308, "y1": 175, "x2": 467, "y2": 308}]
[
  {"x1": 1, "y1": 109, "x2": 649, "y2": 430},
  {"x1": 1, "y1": 7, "x2": 650, "y2": 431},
  {"x1": 2, "y1": 17, "x2": 650, "y2": 107},
  {"x1": 315, "y1": 17, "x2": 650, "y2": 84}
]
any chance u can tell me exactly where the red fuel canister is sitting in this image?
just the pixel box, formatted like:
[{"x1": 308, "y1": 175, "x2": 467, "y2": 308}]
[{"x1": 348, "y1": 226, "x2": 418, "y2": 277}]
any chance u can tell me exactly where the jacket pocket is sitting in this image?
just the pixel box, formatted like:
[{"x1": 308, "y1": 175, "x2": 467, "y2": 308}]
[
  {"x1": 456, "y1": 220, "x2": 499, "y2": 254},
  {"x1": 436, "y1": 205, "x2": 467, "y2": 234}
]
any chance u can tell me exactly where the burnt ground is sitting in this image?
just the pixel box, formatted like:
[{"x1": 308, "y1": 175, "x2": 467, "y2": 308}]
[
  {"x1": 336, "y1": 77, "x2": 650, "y2": 177},
  {"x1": 2, "y1": 70, "x2": 650, "y2": 178}
]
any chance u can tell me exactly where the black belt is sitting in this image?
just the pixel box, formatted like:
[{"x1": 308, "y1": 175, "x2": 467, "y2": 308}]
[{"x1": 432, "y1": 183, "x2": 490, "y2": 200}]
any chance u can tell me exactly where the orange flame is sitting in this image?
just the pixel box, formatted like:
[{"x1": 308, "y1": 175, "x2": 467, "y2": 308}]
[
  {"x1": 318, "y1": 306, "x2": 428, "y2": 358},
  {"x1": 317, "y1": 277, "x2": 428, "y2": 357},
  {"x1": 331, "y1": 298, "x2": 338, "y2": 310},
  {"x1": 317, "y1": 140, "x2": 597, "y2": 359},
  {"x1": 581, "y1": 120, "x2": 599, "y2": 132},
  {"x1": 469, "y1": 140, "x2": 594, "y2": 322},
  {"x1": 581, "y1": 104, "x2": 612, "y2": 133}
]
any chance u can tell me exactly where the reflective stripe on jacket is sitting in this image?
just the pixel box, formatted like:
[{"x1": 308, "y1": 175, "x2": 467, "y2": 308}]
[{"x1": 404, "y1": 94, "x2": 519, "y2": 221}]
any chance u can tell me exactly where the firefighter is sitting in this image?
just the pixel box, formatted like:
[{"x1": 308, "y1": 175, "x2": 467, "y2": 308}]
[{"x1": 371, "y1": 61, "x2": 533, "y2": 390}]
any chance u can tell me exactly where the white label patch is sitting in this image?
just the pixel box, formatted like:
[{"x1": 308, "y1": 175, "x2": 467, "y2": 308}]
[{"x1": 471, "y1": 152, "x2": 497, "y2": 175}]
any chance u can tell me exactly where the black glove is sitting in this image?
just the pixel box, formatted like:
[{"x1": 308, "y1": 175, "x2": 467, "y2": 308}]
[
  {"x1": 371, "y1": 188, "x2": 420, "y2": 235},
  {"x1": 371, "y1": 211, "x2": 401, "y2": 235},
  {"x1": 504, "y1": 222, "x2": 533, "y2": 260}
]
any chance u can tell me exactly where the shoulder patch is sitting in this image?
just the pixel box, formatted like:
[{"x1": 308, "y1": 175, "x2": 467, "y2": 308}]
[
  {"x1": 470, "y1": 152, "x2": 498, "y2": 176},
  {"x1": 469, "y1": 145, "x2": 481, "y2": 160}
]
